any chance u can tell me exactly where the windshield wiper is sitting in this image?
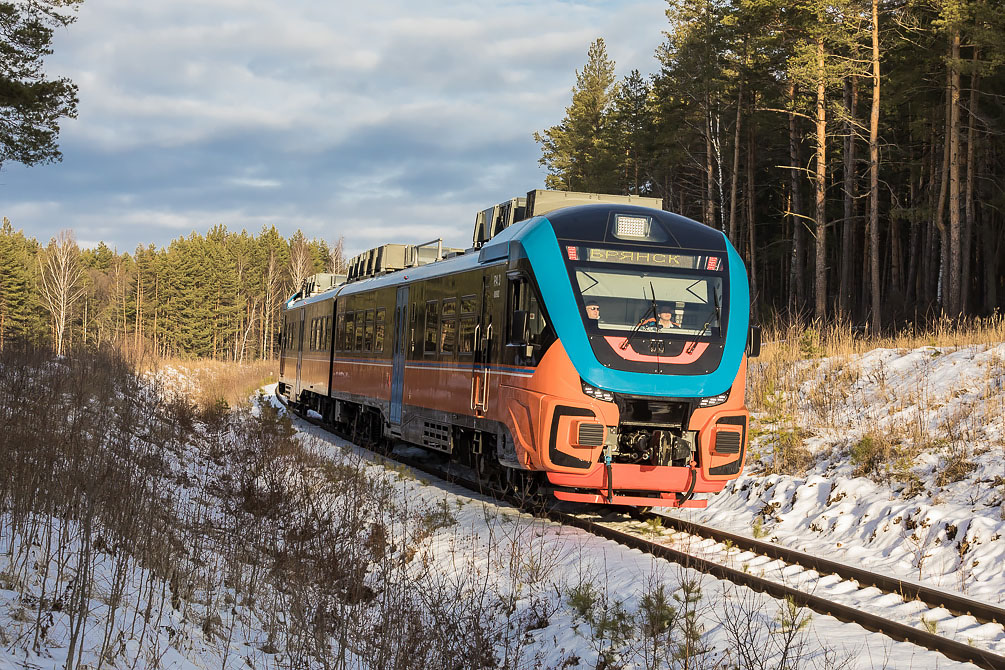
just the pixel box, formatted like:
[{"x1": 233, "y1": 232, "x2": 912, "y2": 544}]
[
  {"x1": 619, "y1": 282, "x2": 658, "y2": 351},
  {"x1": 686, "y1": 289, "x2": 720, "y2": 355}
]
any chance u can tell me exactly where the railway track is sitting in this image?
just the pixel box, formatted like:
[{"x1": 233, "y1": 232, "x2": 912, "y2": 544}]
[{"x1": 281, "y1": 396, "x2": 1005, "y2": 670}]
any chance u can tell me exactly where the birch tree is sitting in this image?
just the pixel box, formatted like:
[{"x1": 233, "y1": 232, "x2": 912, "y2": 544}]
[
  {"x1": 288, "y1": 231, "x2": 314, "y2": 297},
  {"x1": 40, "y1": 229, "x2": 84, "y2": 356}
]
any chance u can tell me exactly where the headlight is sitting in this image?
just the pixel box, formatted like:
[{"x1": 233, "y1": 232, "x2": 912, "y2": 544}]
[
  {"x1": 698, "y1": 391, "x2": 729, "y2": 407},
  {"x1": 581, "y1": 380, "x2": 615, "y2": 402}
]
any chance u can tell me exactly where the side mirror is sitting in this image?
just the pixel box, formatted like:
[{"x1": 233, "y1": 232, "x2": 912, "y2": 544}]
[
  {"x1": 511, "y1": 310, "x2": 529, "y2": 345},
  {"x1": 747, "y1": 325, "x2": 762, "y2": 358}
]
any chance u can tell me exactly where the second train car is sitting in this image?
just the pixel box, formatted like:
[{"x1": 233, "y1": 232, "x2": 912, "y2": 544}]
[{"x1": 278, "y1": 190, "x2": 760, "y2": 507}]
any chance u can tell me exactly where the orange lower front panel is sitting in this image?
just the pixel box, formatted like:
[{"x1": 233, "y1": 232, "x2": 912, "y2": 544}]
[
  {"x1": 546, "y1": 463, "x2": 727, "y2": 506},
  {"x1": 552, "y1": 491, "x2": 707, "y2": 508}
]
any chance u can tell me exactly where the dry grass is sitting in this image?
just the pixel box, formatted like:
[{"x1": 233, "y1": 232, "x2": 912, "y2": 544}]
[
  {"x1": 746, "y1": 315, "x2": 1005, "y2": 486},
  {"x1": 142, "y1": 356, "x2": 277, "y2": 412},
  {"x1": 749, "y1": 314, "x2": 1005, "y2": 414}
]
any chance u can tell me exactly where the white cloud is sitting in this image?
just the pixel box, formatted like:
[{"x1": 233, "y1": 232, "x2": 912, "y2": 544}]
[
  {"x1": 11, "y1": 0, "x2": 669, "y2": 251},
  {"x1": 227, "y1": 177, "x2": 281, "y2": 189}
]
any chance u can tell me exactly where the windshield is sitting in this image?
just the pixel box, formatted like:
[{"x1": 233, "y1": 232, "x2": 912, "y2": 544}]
[{"x1": 575, "y1": 267, "x2": 723, "y2": 336}]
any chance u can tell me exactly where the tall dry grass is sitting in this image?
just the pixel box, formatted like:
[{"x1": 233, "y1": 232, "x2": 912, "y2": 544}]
[
  {"x1": 749, "y1": 313, "x2": 1005, "y2": 414},
  {"x1": 141, "y1": 356, "x2": 277, "y2": 411},
  {"x1": 746, "y1": 314, "x2": 1005, "y2": 489}
]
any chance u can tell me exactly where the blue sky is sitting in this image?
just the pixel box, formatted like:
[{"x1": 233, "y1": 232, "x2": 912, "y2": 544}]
[{"x1": 1, "y1": 0, "x2": 668, "y2": 257}]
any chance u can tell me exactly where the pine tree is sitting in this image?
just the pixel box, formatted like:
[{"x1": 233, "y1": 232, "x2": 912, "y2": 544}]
[
  {"x1": 0, "y1": 217, "x2": 32, "y2": 348},
  {"x1": 0, "y1": 0, "x2": 80, "y2": 167},
  {"x1": 534, "y1": 39, "x2": 619, "y2": 192},
  {"x1": 607, "y1": 70, "x2": 655, "y2": 196}
]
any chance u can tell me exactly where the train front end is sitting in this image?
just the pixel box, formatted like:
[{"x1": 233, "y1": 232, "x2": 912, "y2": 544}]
[{"x1": 502, "y1": 203, "x2": 754, "y2": 507}]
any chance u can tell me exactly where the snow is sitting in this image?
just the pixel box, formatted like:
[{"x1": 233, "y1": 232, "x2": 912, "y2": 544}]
[
  {"x1": 667, "y1": 344, "x2": 1004, "y2": 602},
  {"x1": 3, "y1": 343, "x2": 1004, "y2": 669}
]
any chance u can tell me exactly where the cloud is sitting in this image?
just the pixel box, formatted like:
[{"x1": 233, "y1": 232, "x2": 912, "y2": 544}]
[{"x1": 5, "y1": 0, "x2": 669, "y2": 253}]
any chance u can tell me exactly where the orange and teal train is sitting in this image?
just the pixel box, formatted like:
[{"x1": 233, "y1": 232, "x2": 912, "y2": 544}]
[{"x1": 279, "y1": 201, "x2": 760, "y2": 508}]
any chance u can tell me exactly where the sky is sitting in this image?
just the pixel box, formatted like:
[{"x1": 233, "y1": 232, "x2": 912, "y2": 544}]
[{"x1": 1, "y1": 0, "x2": 669, "y2": 257}]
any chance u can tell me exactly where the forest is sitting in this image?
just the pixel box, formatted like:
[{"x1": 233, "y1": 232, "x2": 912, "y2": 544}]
[
  {"x1": 0, "y1": 218, "x2": 342, "y2": 360},
  {"x1": 4, "y1": 0, "x2": 1005, "y2": 360},
  {"x1": 536, "y1": 0, "x2": 1005, "y2": 330}
]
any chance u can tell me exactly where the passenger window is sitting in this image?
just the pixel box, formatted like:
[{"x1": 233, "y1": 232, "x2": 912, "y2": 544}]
[
  {"x1": 345, "y1": 312, "x2": 355, "y2": 352},
  {"x1": 441, "y1": 319, "x2": 457, "y2": 355},
  {"x1": 461, "y1": 294, "x2": 478, "y2": 314},
  {"x1": 375, "y1": 308, "x2": 386, "y2": 353},
  {"x1": 440, "y1": 299, "x2": 457, "y2": 355},
  {"x1": 459, "y1": 316, "x2": 477, "y2": 356},
  {"x1": 424, "y1": 300, "x2": 439, "y2": 355},
  {"x1": 364, "y1": 310, "x2": 375, "y2": 352}
]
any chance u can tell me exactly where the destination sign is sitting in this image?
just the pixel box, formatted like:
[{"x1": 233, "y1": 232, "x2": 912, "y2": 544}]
[{"x1": 566, "y1": 246, "x2": 722, "y2": 271}]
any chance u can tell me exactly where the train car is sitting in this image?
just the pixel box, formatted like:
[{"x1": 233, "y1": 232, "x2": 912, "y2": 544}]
[{"x1": 278, "y1": 190, "x2": 760, "y2": 508}]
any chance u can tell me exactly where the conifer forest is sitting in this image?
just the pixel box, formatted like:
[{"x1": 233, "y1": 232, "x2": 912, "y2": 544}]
[
  {"x1": 4, "y1": 1, "x2": 1005, "y2": 360},
  {"x1": 536, "y1": 0, "x2": 1005, "y2": 330},
  {"x1": 0, "y1": 218, "x2": 343, "y2": 360}
]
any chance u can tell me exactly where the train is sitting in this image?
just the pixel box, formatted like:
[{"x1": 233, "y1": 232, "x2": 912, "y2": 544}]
[{"x1": 278, "y1": 189, "x2": 760, "y2": 508}]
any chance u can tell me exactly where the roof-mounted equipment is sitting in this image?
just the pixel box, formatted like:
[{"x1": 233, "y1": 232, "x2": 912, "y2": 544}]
[
  {"x1": 346, "y1": 239, "x2": 465, "y2": 282},
  {"x1": 472, "y1": 189, "x2": 664, "y2": 248}
]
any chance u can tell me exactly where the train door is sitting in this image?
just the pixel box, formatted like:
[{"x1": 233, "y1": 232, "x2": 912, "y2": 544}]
[
  {"x1": 471, "y1": 271, "x2": 497, "y2": 414},
  {"x1": 294, "y1": 308, "x2": 306, "y2": 400},
  {"x1": 390, "y1": 286, "x2": 409, "y2": 428},
  {"x1": 279, "y1": 315, "x2": 287, "y2": 378}
]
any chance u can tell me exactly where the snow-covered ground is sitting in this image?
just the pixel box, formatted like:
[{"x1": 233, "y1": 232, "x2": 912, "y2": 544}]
[
  {"x1": 2, "y1": 344, "x2": 1003, "y2": 669},
  {"x1": 668, "y1": 343, "x2": 1005, "y2": 606}
]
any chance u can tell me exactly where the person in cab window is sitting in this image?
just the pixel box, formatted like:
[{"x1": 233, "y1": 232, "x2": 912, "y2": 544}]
[
  {"x1": 585, "y1": 300, "x2": 600, "y2": 321},
  {"x1": 642, "y1": 304, "x2": 680, "y2": 331}
]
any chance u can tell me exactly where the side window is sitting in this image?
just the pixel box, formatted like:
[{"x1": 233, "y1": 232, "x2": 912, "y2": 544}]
[
  {"x1": 345, "y1": 312, "x2": 355, "y2": 352},
  {"x1": 424, "y1": 300, "x2": 439, "y2": 355},
  {"x1": 364, "y1": 309, "x2": 375, "y2": 352},
  {"x1": 440, "y1": 298, "x2": 457, "y2": 355},
  {"x1": 375, "y1": 308, "x2": 386, "y2": 353},
  {"x1": 335, "y1": 313, "x2": 344, "y2": 351},
  {"x1": 459, "y1": 294, "x2": 477, "y2": 357},
  {"x1": 508, "y1": 277, "x2": 553, "y2": 354}
]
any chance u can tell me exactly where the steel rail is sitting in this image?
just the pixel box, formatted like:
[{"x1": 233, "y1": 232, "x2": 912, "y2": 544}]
[
  {"x1": 650, "y1": 514, "x2": 1005, "y2": 626},
  {"x1": 557, "y1": 515, "x2": 1005, "y2": 670},
  {"x1": 279, "y1": 395, "x2": 1005, "y2": 670}
]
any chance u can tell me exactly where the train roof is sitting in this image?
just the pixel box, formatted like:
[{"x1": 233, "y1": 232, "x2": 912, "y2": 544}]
[{"x1": 284, "y1": 202, "x2": 725, "y2": 310}]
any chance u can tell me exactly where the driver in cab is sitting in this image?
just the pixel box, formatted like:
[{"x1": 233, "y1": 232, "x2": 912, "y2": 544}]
[{"x1": 640, "y1": 303, "x2": 680, "y2": 331}]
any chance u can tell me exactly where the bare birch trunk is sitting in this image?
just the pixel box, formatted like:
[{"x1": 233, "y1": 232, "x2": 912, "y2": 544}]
[{"x1": 39, "y1": 230, "x2": 85, "y2": 357}]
